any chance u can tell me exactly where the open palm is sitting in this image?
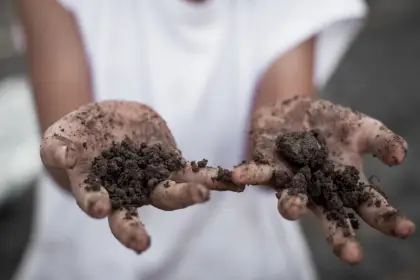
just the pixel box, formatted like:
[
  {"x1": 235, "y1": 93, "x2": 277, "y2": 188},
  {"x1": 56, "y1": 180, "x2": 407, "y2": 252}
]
[{"x1": 233, "y1": 97, "x2": 415, "y2": 264}]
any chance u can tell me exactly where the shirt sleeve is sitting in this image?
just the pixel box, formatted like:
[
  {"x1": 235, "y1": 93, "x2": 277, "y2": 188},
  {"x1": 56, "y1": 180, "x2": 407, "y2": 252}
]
[{"x1": 253, "y1": 0, "x2": 368, "y2": 89}]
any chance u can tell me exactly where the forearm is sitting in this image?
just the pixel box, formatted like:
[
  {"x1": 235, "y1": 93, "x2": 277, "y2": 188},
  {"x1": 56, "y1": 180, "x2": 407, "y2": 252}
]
[
  {"x1": 252, "y1": 37, "x2": 316, "y2": 113},
  {"x1": 17, "y1": 0, "x2": 93, "y2": 192},
  {"x1": 246, "y1": 37, "x2": 316, "y2": 160}
]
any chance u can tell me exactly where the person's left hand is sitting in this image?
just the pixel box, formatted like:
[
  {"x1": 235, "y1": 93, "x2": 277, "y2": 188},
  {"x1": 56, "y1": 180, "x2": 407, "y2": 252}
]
[{"x1": 232, "y1": 96, "x2": 415, "y2": 264}]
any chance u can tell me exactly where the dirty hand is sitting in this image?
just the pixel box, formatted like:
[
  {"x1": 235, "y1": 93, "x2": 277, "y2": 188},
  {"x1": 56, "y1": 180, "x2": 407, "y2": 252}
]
[
  {"x1": 40, "y1": 100, "x2": 243, "y2": 253},
  {"x1": 232, "y1": 96, "x2": 415, "y2": 264}
]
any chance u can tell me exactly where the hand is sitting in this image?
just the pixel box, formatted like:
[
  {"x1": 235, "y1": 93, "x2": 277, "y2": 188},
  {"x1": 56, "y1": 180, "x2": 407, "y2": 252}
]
[
  {"x1": 232, "y1": 96, "x2": 415, "y2": 264},
  {"x1": 41, "y1": 100, "x2": 243, "y2": 253}
]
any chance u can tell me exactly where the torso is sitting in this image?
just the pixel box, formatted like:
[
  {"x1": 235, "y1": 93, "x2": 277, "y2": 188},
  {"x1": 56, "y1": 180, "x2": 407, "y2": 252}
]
[{"x1": 15, "y1": 1, "x2": 366, "y2": 279}]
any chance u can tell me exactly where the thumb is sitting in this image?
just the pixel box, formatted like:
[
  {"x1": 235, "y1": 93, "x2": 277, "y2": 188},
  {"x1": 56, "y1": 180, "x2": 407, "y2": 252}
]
[{"x1": 40, "y1": 134, "x2": 78, "y2": 169}]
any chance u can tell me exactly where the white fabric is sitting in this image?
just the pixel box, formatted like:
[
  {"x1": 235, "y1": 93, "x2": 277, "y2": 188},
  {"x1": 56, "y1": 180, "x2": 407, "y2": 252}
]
[
  {"x1": 14, "y1": 1, "x2": 367, "y2": 280},
  {"x1": 0, "y1": 76, "x2": 42, "y2": 204}
]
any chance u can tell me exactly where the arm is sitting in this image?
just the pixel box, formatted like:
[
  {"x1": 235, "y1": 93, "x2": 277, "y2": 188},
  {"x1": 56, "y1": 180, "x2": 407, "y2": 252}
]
[
  {"x1": 246, "y1": 37, "x2": 315, "y2": 159},
  {"x1": 234, "y1": 32, "x2": 414, "y2": 264},
  {"x1": 16, "y1": 0, "x2": 93, "y2": 191},
  {"x1": 253, "y1": 37, "x2": 316, "y2": 112}
]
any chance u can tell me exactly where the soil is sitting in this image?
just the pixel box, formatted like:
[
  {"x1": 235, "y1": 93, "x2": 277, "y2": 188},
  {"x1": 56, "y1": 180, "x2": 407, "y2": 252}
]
[
  {"x1": 85, "y1": 138, "x2": 184, "y2": 217},
  {"x1": 213, "y1": 167, "x2": 234, "y2": 184},
  {"x1": 273, "y1": 130, "x2": 386, "y2": 234},
  {"x1": 191, "y1": 159, "x2": 208, "y2": 172},
  {"x1": 190, "y1": 159, "x2": 234, "y2": 184}
]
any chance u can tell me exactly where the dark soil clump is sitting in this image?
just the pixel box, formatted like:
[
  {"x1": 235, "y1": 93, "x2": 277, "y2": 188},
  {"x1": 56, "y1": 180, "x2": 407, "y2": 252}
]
[
  {"x1": 85, "y1": 139, "x2": 184, "y2": 217},
  {"x1": 191, "y1": 159, "x2": 208, "y2": 172},
  {"x1": 274, "y1": 130, "x2": 384, "y2": 234},
  {"x1": 212, "y1": 167, "x2": 234, "y2": 184}
]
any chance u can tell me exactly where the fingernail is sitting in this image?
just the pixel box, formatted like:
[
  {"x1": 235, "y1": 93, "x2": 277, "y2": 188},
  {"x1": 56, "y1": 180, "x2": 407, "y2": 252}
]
[{"x1": 94, "y1": 200, "x2": 108, "y2": 217}]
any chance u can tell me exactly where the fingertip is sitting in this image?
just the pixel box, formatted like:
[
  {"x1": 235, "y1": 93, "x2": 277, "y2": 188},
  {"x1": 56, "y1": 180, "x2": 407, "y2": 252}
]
[
  {"x1": 231, "y1": 163, "x2": 248, "y2": 184},
  {"x1": 374, "y1": 134, "x2": 408, "y2": 166},
  {"x1": 386, "y1": 140, "x2": 407, "y2": 166},
  {"x1": 70, "y1": 174, "x2": 111, "y2": 219},
  {"x1": 91, "y1": 196, "x2": 111, "y2": 218},
  {"x1": 277, "y1": 190, "x2": 308, "y2": 221},
  {"x1": 108, "y1": 210, "x2": 151, "y2": 253},
  {"x1": 395, "y1": 219, "x2": 416, "y2": 239},
  {"x1": 78, "y1": 190, "x2": 111, "y2": 219},
  {"x1": 134, "y1": 235, "x2": 151, "y2": 254},
  {"x1": 357, "y1": 188, "x2": 415, "y2": 239},
  {"x1": 335, "y1": 240, "x2": 364, "y2": 264},
  {"x1": 130, "y1": 233, "x2": 152, "y2": 254}
]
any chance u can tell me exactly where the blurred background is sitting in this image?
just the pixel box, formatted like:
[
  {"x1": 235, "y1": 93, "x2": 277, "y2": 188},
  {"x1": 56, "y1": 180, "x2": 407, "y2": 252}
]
[{"x1": 1, "y1": 0, "x2": 420, "y2": 279}]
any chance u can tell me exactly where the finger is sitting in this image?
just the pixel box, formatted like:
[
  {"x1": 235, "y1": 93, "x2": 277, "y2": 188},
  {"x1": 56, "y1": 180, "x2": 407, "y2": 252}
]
[
  {"x1": 358, "y1": 117, "x2": 407, "y2": 166},
  {"x1": 150, "y1": 180, "x2": 210, "y2": 210},
  {"x1": 40, "y1": 136, "x2": 78, "y2": 169},
  {"x1": 231, "y1": 161, "x2": 275, "y2": 185},
  {"x1": 108, "y1": 209, "x2": 151, "y2": 254},
  {"x1": 276, "y1": 189, "x2": 308, "y2": 220},
  {"x1": 170, "y1": 162, "x2": 245, "y2": 192},
  {"x1": 356, "y1": 186, "x2": 415, "y2": 239},
  {"x1": 68, "y1": 169, "x2": 110, "y2": 219},
  {"x1": 311, "y1": 205, "x2": 363, "y2": 264}
]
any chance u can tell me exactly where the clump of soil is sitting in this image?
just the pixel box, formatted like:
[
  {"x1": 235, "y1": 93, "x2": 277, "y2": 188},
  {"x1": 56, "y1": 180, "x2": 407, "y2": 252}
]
[
  {"x1": 273, "y1": 130, "x2": 385, "y2": 234},
  {"x1": 190, "y1": 159, "x2": 209, "y2": 172},
  {"x1": 85, "y1": 139, "x2": 184, "y2": 217},
  {"x1": 191, "y1": 159, "x2": 235, "y2": 185}
]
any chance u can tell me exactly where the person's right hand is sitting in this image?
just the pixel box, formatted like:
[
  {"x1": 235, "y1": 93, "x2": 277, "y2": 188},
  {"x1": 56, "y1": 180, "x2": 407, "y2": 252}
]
[{"x1": 40, "y1": 100, "x2": 243, "y2": 253}]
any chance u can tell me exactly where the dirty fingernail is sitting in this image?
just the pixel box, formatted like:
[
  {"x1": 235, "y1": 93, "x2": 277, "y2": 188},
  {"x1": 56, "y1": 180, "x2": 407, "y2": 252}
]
[
  {"x1": 93, "y1": 200, "x2": 109, "y2": 218},
  {"x1": 278, "y1": 195, "x2": 307, "y2": 221}
]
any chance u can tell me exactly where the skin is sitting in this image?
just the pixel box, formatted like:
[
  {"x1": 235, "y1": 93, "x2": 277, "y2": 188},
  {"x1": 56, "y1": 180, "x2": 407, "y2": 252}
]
[
  {"x1": 41, "y1": 100, "x2": 242, "y2": 253},
  {"x1": 232, "y1": 97, "x2": 415, "y2": 263},
  {"x1": 17, "y1": 0, "x2": 415, "y2": 263}
]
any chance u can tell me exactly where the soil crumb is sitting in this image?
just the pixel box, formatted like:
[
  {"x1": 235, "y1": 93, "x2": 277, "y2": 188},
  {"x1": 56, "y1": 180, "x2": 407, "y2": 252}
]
[
  {"x1": 212, "y1": 167, "x2": 234, "y2": 184},
  {"x1": 191, "y1": 159, "x2": 208, "y2": 172},
  {"x1": 274, "y1": 130, "x2": 384, "y2": 234},
  {"x1": 85, "y1": 138, "x2": 184, "y2": 218}
]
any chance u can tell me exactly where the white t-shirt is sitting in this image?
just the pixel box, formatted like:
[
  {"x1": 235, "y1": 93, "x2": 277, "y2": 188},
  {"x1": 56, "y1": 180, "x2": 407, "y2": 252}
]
[{"x1": 14, "y1": 1, "x2": 367, "y2": 280}]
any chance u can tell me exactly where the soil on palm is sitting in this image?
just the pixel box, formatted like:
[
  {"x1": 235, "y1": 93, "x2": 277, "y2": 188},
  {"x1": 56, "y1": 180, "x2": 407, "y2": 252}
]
[
  {"x1": 85, "y1": 139, "x2": 184, "y2": 218},
  {"x1": 273, "y1": 130, "x2": 387, "y2": 234}
]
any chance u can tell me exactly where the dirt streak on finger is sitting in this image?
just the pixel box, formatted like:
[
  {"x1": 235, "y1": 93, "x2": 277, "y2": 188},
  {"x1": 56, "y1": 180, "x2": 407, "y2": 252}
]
[
  {"x1": 108, "y1": 209, "x2": 151, "y2": 254},
  {"x1": 356, "y1": 186, "x2": 415, "y2": 239},
  {"x1": 310, "y1": 205, "x2": 363, "y2": 264},
  {"x1": 68, "y1": 169, "x2": 110, "y2": 218},
  {"x1": 150, "y1": 180, "x2": 210, "y2": 210},
  {"x1": 171, "y1": 162, "x2": 245, "y2": 192},
  {"x1": 358, "y1": 118, "x2": 408, "y2": 166}
]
